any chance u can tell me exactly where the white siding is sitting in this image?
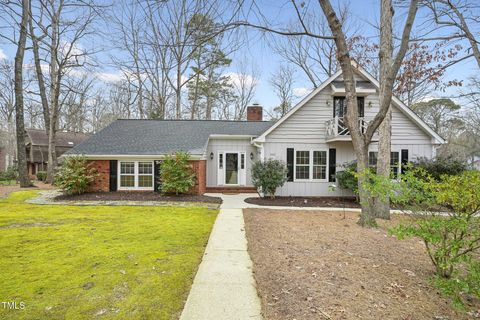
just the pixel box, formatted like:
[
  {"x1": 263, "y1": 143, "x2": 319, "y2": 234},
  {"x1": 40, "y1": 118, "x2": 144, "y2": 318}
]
[
  {"x1": 206, "y1": 138, "x2": 257, "y2": 187},
  {"x1": 263, "y1": 69, "x2": 437, "y2": 196}
]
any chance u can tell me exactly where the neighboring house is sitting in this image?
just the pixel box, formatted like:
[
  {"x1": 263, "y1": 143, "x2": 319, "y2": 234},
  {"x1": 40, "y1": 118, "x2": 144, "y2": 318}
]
[
  {"x1": 68, "y1": 62, "x2": 444, "y2": 196},
  {"x1": 26, "y1": 129, "x2": 90, "y2": 176}
]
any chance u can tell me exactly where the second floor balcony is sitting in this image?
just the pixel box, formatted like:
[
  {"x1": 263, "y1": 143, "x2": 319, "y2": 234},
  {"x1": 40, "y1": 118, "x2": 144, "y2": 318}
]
[{"x1": 325, "y1": 117, "x2": 378, "y2": 142}]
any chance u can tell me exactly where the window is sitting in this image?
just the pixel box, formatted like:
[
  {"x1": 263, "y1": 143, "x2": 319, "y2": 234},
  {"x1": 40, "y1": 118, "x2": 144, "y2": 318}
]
[
  {"x1": 313, "y1": 151, "x2": 327, "y2": 180},
  {"x1": 368, "y1": 152, "x2": 378, "y2": 168},
  {"x1": 138, "y1": 162, "x2": 153, "y2": 187},
  {"x1": 119, "y1": 161, "x2": 154, "y2": 189},
  {"x1": 241, "y1": 153, "x2": 245, "y2": 169},
  {"x1": 369, "y1": 151, "x2": 401, "y2": 178},
  {"x1": 295, "y1": 151, "x2": 310, "y2": 180},
  {"x1": 120, "y1": 162, "x2": 135, "y2": 187},
  {"x1": 390, "y1": 152, "x2": 399, "y2": 179},
  {"x1": 219, "y1": 153, "x2": 223, "y2": 169},
  {"x1": 294, "y1": 150, "x2": 328, "y2": 181},
  {"x1": 333, "y1": 97, "x2": 365, "y2": 117}
]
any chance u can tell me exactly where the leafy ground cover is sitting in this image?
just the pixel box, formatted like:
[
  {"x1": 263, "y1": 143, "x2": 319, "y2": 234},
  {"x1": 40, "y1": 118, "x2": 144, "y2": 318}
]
[{"x1": 0, "y1": 191, "x2": 217, "y2": 320}]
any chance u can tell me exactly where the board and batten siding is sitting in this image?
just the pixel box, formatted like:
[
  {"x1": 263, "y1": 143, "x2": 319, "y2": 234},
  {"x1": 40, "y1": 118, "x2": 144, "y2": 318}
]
[
  {"x1": 262, "y1": 70, "x2": 437, "y2": 196},
  {"x1": 206, "y1": 138, "x2": 257, "y2": 187}
]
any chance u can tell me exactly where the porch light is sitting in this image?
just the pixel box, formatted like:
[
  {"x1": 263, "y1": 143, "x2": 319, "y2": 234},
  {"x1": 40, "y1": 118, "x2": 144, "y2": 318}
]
[
  {"x1": 210, "y1": 152, "x2": 214, "y2": 160},
  {"x1": 250, "y1": 152, "x2": 254, "y2": 160}
]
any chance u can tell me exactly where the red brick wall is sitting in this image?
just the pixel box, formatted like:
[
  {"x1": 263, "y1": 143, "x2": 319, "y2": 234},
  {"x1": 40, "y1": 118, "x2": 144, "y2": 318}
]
[
  {"x1": 86, "y1": 159, "x2": 207, "y2": 195},
  {"x1": 87, "y1": 160, "x2": 110, "y2": 192},
  {"x1": 247, "y1": 106, "x2": 263, "y2": 121},
  {"x1": 189, "y1": 160, "x2": 206, "y2": 195}
]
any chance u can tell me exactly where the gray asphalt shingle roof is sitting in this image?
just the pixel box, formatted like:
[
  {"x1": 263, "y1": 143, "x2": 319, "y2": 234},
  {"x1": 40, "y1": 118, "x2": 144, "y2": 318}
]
[{"x1": 68, "y1": 119, "x2": 273, "y2": 156}]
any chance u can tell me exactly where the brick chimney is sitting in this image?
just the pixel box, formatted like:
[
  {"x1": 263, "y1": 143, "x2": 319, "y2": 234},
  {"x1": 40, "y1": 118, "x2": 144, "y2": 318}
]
[{"x1": 246, "y1": 104, "x2": 263, "y2": 121}]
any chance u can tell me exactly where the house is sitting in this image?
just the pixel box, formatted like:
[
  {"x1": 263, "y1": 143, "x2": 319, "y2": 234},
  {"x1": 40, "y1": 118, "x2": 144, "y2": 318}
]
[
  {"x1": 26, "y1": 129, "x2": 90, "y2": 177},
  {"x1": 68, "y1": 63, "x2": 444, "y2": 196}
]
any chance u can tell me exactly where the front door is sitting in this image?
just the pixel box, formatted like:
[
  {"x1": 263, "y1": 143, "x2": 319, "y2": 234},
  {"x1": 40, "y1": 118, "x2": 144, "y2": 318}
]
[{"x1": 225, "y1": 153, "x2": 239, "y2": 185}]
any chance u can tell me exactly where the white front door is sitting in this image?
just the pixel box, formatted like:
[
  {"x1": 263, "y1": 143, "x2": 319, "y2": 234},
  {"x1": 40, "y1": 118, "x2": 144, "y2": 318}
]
[{"x1": 217, "y1": 152, "x2": 246, "y2": 186}]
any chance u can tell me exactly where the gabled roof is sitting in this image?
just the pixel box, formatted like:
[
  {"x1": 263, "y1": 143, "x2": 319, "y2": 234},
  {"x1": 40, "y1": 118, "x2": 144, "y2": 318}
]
[
  {"x1": 26, "y1": 129, "x2": 90, "y2": 147},
  {"x1": 68, "y1": 119, "x2": 273, "y2": 156},
  {"x1": 254, "y1": 61, "x2": 445, "y2": 144}
]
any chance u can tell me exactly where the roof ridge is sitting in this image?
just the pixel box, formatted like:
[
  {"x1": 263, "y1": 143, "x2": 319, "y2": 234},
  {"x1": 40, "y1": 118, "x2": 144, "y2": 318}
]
[{"x1": 115, "y1": 119, "x2": 273, "y2": 123}]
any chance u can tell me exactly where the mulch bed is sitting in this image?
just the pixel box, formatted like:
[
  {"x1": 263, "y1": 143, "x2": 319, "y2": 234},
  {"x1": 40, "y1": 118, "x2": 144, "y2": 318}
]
[
  {"x1": 245, "y1": 196, "x2": 361, "y2": 208},
  {"x1": 0, "y1": 181, "x2": 55, "y2": 198},
  {"x1": 243, "y1": 209, "x2": 479, "y2": 320},
  {"x1": 55, "y1": 191, "x2": 222, "y2": 204}
]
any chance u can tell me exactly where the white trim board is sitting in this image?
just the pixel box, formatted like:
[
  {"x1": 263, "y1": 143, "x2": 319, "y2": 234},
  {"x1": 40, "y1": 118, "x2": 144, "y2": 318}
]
[{"x1": 254, "y1": 61, "x2": 445, "y2": 145}]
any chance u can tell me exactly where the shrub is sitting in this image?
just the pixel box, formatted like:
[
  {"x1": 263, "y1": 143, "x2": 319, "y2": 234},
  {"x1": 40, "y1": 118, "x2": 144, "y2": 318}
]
[
  {"x1": 0, "y1": 165, "x2": 18, "y2": 182},
  {"x1": 36, "y1": 171, "x2": 47, "y2": 182},
  {"x1": 335, "y1": 161, "x2": 358, "y2": 194},
  {"x1": 251, "y1": 159, "x2": 288, "y2": 199},
  {"x1": 413, "y1": 156, "x2": 467, "y2": 180},
  {"x1": 160, "y1": 152, "x2": 195, "y2": 195},
  {"x1": 385, "y1": 169, "x2": 480, "y2": 306},
  {"x1": 55, "y1": 156, "x2": 98, "y2": 195}
]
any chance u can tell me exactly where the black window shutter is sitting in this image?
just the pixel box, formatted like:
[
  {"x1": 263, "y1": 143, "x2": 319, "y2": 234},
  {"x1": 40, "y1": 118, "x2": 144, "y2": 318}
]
[
  {"x1": 358, "y1": 97, "x2": 365, "y2": 117},
  {"x1": 154, "y1": 160, "x2": 162, "y2": 192},
  {"x1": 109, "y1": 160, "x2": 117, "y2": 191},
  {"x1": 286, "y1": 148, "x2": 294, "y2": 182},
  {"x1": 329, "y1": 148, "x2": 336, "y2": 182},
  {"x1": 401, "y1": 149, "x2": 409, "y2": 173}
]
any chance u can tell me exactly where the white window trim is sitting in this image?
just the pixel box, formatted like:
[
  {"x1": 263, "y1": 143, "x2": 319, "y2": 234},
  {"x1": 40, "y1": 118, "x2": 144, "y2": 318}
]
[
  {"x1": 118, "y1": 160, "x2": 154, "y2": 191},
  {"x1": 368, "y1": 151, "x2": 402, "y2": 179},
  {"x1": 293, "y1": 149, "x2": 329, "y2": 182}
]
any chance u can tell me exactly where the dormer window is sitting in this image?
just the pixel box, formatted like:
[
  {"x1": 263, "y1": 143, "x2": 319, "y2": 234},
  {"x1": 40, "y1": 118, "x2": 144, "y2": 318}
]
[{"x1": 333, "y1": 97, "x2": 365, "y2": 118}]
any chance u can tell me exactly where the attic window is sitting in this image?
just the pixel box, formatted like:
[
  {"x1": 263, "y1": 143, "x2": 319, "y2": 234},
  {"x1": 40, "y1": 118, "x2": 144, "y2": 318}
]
[{"x1": 68, "y1": 141, "x2": 74, "y2": 145}]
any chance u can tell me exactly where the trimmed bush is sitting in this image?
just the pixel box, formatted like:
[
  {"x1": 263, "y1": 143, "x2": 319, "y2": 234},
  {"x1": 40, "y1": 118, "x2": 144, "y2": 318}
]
[
  {"x1": 36, "y1": 171, "x2": 47, "y2": 182},
  {"x1": 413, "y1": 156, "x2": 467, "y2": 180},
  {"x1": 160, "y1": 152, "x2": 195, "y2": 195},
  {"x1": 0, "y1": 165, "x2": 18, "y2": 182},
  {"x1": 251, "y1": 159, "x2": 288, "y2": 199},
  {"x1": 55, "y1": 156, "x2": 98, "y2": 195},
  {"x1": 335, "y1": 161, "x2": 358, "y2": 194}
]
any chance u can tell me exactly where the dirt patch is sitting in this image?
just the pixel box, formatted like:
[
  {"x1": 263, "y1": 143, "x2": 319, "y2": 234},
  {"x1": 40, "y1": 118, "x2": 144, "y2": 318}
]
[
  {"x1": 245, "y1": 196, "x2": 360, "y2": 208},
  {"x1": 0, "y1": 181, "x2": 54, "y2": 198},
  {"x1": 55, "y1": 191, "x2": 222, "y2": 204},
  {"x1": 243, "y1": 209, "x2": 478, "y2": 320}
]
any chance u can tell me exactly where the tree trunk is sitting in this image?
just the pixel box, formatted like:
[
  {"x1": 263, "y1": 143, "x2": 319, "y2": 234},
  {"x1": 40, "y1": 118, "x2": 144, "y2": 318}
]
[
  {"x1": 14, "y1": 0, "x2": 31, "y2": 187},
  {"x1": 46, "y1": 8, "x2": 60, "y2": 184},
  {"x1": 29, "y1": 12, "x2": 50, "y2": 131},
  {"x1": 375, "y1": 109, "x2": 391, "y2": 219},
  {"x1": 176, "y1": 68, "x2": 182, "y2": 119}
]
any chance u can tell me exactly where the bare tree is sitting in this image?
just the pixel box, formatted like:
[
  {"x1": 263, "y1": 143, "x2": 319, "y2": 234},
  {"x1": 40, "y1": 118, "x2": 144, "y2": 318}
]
[
  {"x1": 426, "y1": 0, "x2": 480, "y2": 68},
  {"x1": 28, "y1": 0, "x2": 104, "y2": 182},
  {"x1": 0, "y1": 60, "x2": 17, "y2": 171},
  {"x1": 230, "y1": 61, "x2": 259, "y2": 120},
  {"x1": 14, "y1": 0, "x2": 31, "y2": 187},
  {"x1": 237, "y1": 0, "x2": 419, "y2": 225},
  {"x1": 270, "y1": 65, "x2": 295, "y2": 118}
]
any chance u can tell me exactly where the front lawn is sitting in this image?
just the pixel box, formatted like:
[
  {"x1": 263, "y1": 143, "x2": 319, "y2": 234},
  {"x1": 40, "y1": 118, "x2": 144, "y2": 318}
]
[{"x1": 0, "y1": 191, "x2": 217, "y2": 320}]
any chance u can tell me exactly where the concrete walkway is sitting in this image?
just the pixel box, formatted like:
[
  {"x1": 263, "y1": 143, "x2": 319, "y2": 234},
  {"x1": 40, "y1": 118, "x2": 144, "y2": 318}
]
[{"x1": 180, "y1": 194, "x2": 263, "y2": 320}]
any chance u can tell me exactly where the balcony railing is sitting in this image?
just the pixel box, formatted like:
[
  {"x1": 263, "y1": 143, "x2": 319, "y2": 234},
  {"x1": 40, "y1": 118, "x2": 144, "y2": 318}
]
[{"x1": 325, "y1": 117, "x2": 369, "y2": 141}]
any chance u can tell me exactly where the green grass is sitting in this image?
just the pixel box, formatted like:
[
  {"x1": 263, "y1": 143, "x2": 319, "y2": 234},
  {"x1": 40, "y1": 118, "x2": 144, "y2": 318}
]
[{"x1": 0, "y1": 191, "x2": 218, "y2": 320}]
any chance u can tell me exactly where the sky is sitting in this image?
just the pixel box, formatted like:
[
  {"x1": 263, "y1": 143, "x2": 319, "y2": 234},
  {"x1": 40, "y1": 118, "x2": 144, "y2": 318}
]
[{"x1": 0, "y1": 0, "x2": 478, "y2": 115}]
